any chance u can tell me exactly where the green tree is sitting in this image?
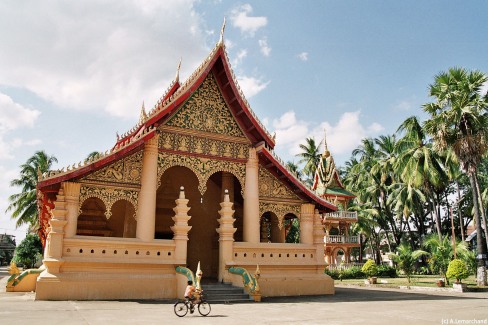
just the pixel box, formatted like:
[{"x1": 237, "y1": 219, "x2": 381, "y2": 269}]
[
  {"x1": 423, "y1": 67, "x2": 488, "y2": 286},
  {"x1": 361, "y1": 259, "x2": 378, "y2": 278},
  {"x1": 389, "y1": 243, "x2": 429, "y2": 283},
  {"x1": 296, "y1": 137, "x2": 323, "y2": 182},
  {"x1": 395, "y1": 116, "x2": 449, "y2": 240},
  {"x1": 446, "y1": 259, "x2": 470, "y2": 284},
  {"x1": 6, "y1": 151, "x2": 58, "y2": 232},
  {"x1": 85, "y1": 151, "x2": 101, "y2": 162},
  {"x1": 285, "y1": 218, "x2": 300, "y2": 243},
  {"x1": 13, "y1": 234, "x2": 43, "y2": 269},
  {"x1": 286, "y1": 161, "x2": 303, "y2": 180},
  {"x1": 423, "y1": 234, "x2": 454, "y2": 285}
]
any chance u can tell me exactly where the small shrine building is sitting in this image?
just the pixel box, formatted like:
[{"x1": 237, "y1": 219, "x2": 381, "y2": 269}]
[
  {"x1": 35, "y1": 31, "x2": 338, "y2": 300},
  {"x1": 312, "y1": 139, "x2": 359, "y2": 266}
]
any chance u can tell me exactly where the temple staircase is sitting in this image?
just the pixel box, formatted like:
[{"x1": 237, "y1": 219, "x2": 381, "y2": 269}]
[{"x1": 201, "y1": 282, "x2": 252, "y2": 304}]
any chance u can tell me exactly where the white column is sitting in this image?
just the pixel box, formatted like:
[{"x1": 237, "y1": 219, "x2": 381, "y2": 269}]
[
  {"x1": 300, "y1": 203, "x2": 315, "y2": 244},
  {"x1": 63, "y1": 182, "x2": 81, "y2": 238},
  {"x1": 243, "y1": 147, "x2": 260, "y2": 243},
  {"x1": 216, "y1": 190, "x2": 236, "y2": 282},
  {"x1": 171, "y1": 187, "x2": 192, "y2": 263},
  {"x1": 136, "y1": 134, "x2": 159, "y2": 241}
]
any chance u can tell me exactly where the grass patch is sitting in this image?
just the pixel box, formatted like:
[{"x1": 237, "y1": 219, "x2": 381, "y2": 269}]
[{"x1": 335, "y1": 275, "x2": 486, "y2": 288}]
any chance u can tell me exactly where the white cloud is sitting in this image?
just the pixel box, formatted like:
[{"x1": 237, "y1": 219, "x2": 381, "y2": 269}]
[
  {"x1": 237, "y1": 76, "x2": 270, "y2": 98},
  {"x1": 271, "y1": 110, "x2": 384, "y2": 164},
  {"x1": 394, "y1": 100, "x2": 412, "y2": 111},
  {"x1": 259, "y1": 38, "x2": 271, "y2": 57},
  {"x1": 297, "y1": 52, "x2": 308, "y2": 61},
  {"x1": 230, "y1": 4, "x2": 267, "y2": 37},
  {"x1": 0, "y1": 92, "x2": 41, "y2": 160},
  {"x1": 0, "y1": 0, "x2": 209, "y2": 119},
  {"x1": 0, "y1": 93, "x2": 40, "y2": 131},
  {"x1": 232, "y1": 49, "x2": 248, "y2": 67}
]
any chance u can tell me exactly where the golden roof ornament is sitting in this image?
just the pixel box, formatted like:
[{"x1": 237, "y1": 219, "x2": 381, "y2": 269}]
[
  {"x1": 175, "y1": 58, "x2": 182, "y2": 83},
  {"x1": 322, "y1": 129, "x2": 330, "y2": 158},
  {"x1": 139, "y1": 101, "x2": 147, "y2": 124},
  {"x1": 219, "y1": 17, "x2": 226, "y2": 45}
]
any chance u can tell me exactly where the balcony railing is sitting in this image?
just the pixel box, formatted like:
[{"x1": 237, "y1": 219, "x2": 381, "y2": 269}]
[
  {"x1": 324, "y1": 235, "x2": 359, "y2": 244},
  {"x1": 323, "y1": 211, "x2": 358, "y2": 220}
]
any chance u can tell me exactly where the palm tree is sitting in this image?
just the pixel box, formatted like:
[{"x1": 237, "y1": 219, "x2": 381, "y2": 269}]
[
  {"x1": 389, "y1": 243, "x2": 429, "y2": 283},
  {"x1": 286, "y1": 161, "x2": 303, "y2": 180},
  {"x1": 296, "y1": 137, "x2": 323, "y2": 181},
  {"x1": 85, "y1": 151, "x2": 101, "y2": 162},
  {"x1": 424, "y1": 234, "x2": 454, "y2": 285},
  {"x1": 6, "y1": 151, "x2": 58, "y2": 231},
  {"x1": 423, "y1": 67, "x2": 488, "y2": 286},
  {"x1": 395, "y1": 116, "x2": 449, "y2": 240}
]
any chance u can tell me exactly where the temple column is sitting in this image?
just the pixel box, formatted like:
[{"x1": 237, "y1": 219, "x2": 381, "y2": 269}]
[
  {"x1": 44, "y1": 187, "x2": 68, "y2": 273},
  {"x1": 243, "y1": 147, "x2": 260, "y2": 243},
  {"x1": 313, "y1": 209, "x2": 325, "y2": 265},
  {"x1": 63, "y1": 182, "x2": 81, "y2": 238},
  {"x1": 216, "y1": 190, "x2": 236, "y2": 282},
  {"x1": 136, "y1": 134, "x2": 159, "y2": 242},
  {"x1": 171, "y1": 187, "x2": 192, "y2": 263},
  {"x1": 299, "y1": 203, "x2": 314, "y2": 244}
]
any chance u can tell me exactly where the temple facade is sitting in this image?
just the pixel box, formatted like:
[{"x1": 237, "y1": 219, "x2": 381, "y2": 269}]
[
  {"x1": 35, "y1": 32, "x2": 337, "y2": 300},
  {"x1": 312, "y1": 140, "x2": 359, "y2": 266}
]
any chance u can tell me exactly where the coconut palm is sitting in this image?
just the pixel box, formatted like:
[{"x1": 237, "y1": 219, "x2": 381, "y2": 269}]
[
  {"x1": 389, "y1": 243, "x2": 429, "y2": 283},
  {"x1": 423, "y1": 234, "x2": 454, "y2": 285},
  {"x1": 395, "y1": 116, "x2": 449, "y2": 240},
  {"x1": 286, "y1": 161, "x2": 303, "y2": 180},
  {"x1": 423, "y1": 67, "x2": 488, "y2": 285},
  {"x1": 6, "y1": 151, "x2": 58, "y2": 231},
  {"x1": 296, "y1": 137, "x2": 323, "y2": 181}
]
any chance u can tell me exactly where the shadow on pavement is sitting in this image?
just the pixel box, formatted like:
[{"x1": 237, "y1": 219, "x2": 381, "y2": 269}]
[{"x1": 259, "y1": 287, "x2": 487, "y2": 304}]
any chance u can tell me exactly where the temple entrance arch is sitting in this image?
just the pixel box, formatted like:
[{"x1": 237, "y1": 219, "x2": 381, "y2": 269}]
[{"x1": 156, "y1": 166, "x2": 243, "y2": 280}]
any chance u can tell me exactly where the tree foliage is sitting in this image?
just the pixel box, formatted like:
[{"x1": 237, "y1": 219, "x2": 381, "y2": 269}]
[{"x1": 13, "y1": 234, "x2": 43, "y2": 269}]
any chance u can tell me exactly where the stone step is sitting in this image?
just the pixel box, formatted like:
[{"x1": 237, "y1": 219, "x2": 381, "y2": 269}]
[{"x1": 201, "y1": 283, "x2": 252, "y2": 304}]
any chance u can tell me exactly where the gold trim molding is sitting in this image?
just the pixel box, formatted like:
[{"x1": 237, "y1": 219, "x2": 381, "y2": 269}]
[
  {"x1": 157, "y1": 152, "x2": 246, "y2": 195},
  {"x1": 79, "y1": 185, "x2": 139, "y2": 220},
  {"x1": 259, "y1": 202, "x2": 300, "y2": 230}
]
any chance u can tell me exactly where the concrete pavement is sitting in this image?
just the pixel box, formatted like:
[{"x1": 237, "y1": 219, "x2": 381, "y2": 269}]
[{"x1": 1, "y1": 269, "x2": 487, "y2": 325}]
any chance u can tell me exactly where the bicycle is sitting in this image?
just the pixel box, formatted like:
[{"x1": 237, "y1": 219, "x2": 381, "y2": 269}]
[{"x1": 174, "y1": 291, "x2": 211, "y2": 317}]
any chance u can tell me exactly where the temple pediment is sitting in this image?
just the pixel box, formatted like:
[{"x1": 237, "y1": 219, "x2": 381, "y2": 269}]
[{"x1": 165, "y1": 72, "x2": 246, "y2": 139}]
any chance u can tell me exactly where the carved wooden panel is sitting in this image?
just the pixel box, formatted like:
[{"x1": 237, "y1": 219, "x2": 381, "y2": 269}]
[
  {"x1": 79, "y1": 185, "x2": 138, "y2": 219},
  {"x1": 258, "y1": 167, "x2": 301, "y2": 201},
  {"x1": 81, "y1": 151, "x2": 143, "y2": 186},
  {"x1": 166, "y1": 72, "x2": 245, "y2": 138}
]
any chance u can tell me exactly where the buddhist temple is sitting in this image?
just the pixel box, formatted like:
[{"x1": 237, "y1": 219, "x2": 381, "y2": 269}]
[
  {"x1": 34, "y1": 24, "x2": 338, "y2": 300},
  {"x1": 312, "y1": 135, "x2": 359, "y2": 265}
]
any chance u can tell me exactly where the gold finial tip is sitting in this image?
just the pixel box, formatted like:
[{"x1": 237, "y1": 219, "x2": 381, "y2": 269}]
[
  {"x1": 180, "y1": 186, "x2": 184, "y2": 191},
  {"x1": 224, "y1": 189, "x2": 228, "y2": 194}
]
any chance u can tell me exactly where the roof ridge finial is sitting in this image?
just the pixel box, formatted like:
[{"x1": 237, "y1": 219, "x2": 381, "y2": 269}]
[
  {"x1": 323, "y1": 128, "x2": 330, "y2": 157},
  {"x1": 175, "y1": 58, "x2": 182, "y2": 83},
  {"x1": 139, "y1": 101, "x2": 147, "y2": 124},
  {"x1": 219, "y1": 17, "x2": 226, "y2": 45}
]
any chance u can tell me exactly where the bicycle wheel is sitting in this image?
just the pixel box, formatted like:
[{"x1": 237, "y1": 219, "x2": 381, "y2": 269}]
[
  {"x1": 174, "y1": 301, "x2": 188, "y2": 317},
  {"x1": 198, "y1": 301, "x2": 211, "y2": 316}
]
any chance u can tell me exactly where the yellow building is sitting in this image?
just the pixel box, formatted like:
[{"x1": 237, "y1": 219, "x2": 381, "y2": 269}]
[{"x1": 35, "y1": 32, "x2": 337, "y2": 300}]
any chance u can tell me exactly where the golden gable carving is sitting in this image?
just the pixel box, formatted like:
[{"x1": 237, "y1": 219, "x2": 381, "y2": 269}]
[
  {"x1": 81, "y1": 151, "x2": 143, "y2": 186},
  {"x1": 157, "y1": 152, "x2": 246, "y2": 195},
  {"x1": 258, "y1": 167, "x2": 301, "y2": 201},
  {"x1": 79, "y1": 185, "x2": 138, "y2": 220},
  {"x1": 166, "y1": 72, "x2": 245, "y2": 138}
]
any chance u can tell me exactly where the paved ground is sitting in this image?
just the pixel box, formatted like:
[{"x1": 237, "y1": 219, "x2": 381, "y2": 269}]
[{"x1": 1, "y1": 266, "x2": 487, "y2": 325}]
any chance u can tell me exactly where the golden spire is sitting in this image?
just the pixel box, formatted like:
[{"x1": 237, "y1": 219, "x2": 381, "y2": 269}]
[
  {"x1": 323, "y1": 129, "x2": 330, "y2": 157},
  {"x1": 219, "y1": 17, "x2": 226, "y2": 45},
  {"x1": 139, "y1": 101, "x2": 147, "y2": 124},
  {"x1": 175, "y1": 58, "x2": 182, "y2": 83}
]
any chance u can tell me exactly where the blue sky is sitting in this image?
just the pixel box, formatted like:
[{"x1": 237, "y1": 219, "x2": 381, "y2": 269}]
[{"x1": 0, "y1": 0, "x2": 487, "y2": 241}]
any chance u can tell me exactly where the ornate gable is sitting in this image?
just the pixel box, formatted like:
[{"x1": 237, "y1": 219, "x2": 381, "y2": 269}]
[
  {"x1": 258, "y1": 167, "x2": 302, "y2": 202},
  {"x1": 165, "y1": 72, "x2": 246, "y2": 138},
  {"x1": 81, "y1": 151, "x2": 143, "y2": 187}
]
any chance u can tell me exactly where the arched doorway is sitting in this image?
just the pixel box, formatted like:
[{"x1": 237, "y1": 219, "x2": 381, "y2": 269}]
[{"x1": 156, "y1": 166, "x2": 243, "y2": 280}]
